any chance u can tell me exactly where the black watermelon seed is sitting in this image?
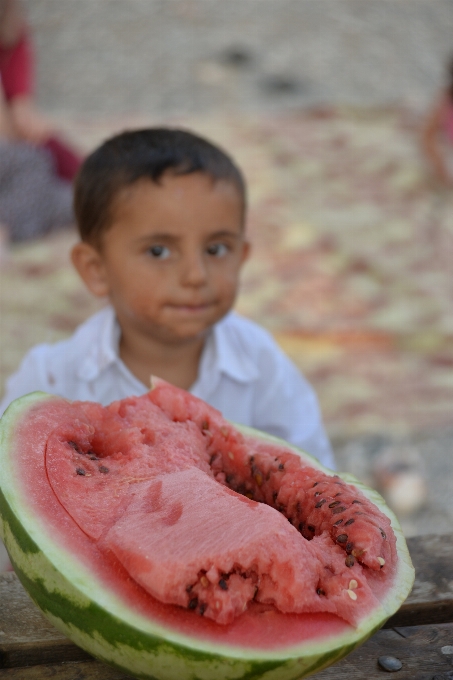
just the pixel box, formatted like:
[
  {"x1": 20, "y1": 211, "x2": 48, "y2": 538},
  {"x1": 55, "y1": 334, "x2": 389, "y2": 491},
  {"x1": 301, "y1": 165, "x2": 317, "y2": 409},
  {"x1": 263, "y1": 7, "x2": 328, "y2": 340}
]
[
  {"x1": 314, "y1": 491, "x2": 322, "y2": 497},
  {"x1": 76, "y1": 468, "x2": 86, "y2": 476},
  {"x1": 345, "y1": 555, "x2": 355, "y2": 568},
  {"x1": 89, "y1": 455, "x2": 99, "y2": 461},
  {"x1": 346, "y1": 542, "x2": 354, "y2": 553},
  {"x1": 307, "y1": 525, "x2": 315, "y2": 533},
  {"x1": 219, "y1": 579, "x2": 228, "y2": 591},
  {"x1": 188, "y1": 598, "x2": 198, "y2": 610},
  {"x1": 332, "y1": 506, "x2": 346, "y2": 515},
  {"x1": 345, "y1": 518, "x2": 355, "y2": 526},
  {"x1": 98, "y1": 466, "x2": 109, "y2": 474},
  {"x1": 313, "y1": 482, "x2": 319, "y2": 487},
  {"x1": 199, "y1": 603, "x2": 207, "y2": 616},
  {"x1": 209, "y1": 454, "x2": 217, "y2": 465},
  {"x1": 380, "y1": 529, "x2": 387, "y2": 539},
  {"x1": 352, "y1": 500, "x2": 362, "y2": 504},
  {"x1": 278, "y1": 463, "x2": 284, "y2": 470},
  {"x1": 317, "y1": 588, "x2": 326, "y2": 596},
  {"x1": 315, "y1": 499, "x2": 326, "y2": 508},
  {"x1": 334, "y1": 492, "x2": 342, "y2": 497},
  {"x1": 329, "y1": 501, "x2": 340, "y2": 508},
  {"x1": 336, "y1": 534, "x2": 348, "y2": 544},
  {"x1": 68, "y1": 441, "x2": 83, "y2": 454},
  {"x1": 377, "y1": 655, "x2": 402, "y2": 672},
  {"x1": 333, "y1": 519, "x2": 344, "y2": 526},
  {"x1": 225, "y1": 474, "x2": 234, "y2": 484}
]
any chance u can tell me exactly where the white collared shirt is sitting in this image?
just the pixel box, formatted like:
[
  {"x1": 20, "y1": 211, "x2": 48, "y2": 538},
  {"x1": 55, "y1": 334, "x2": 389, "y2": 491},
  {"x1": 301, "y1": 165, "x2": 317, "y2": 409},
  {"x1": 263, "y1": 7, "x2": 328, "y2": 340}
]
[{"x1": 0, "y1": 307, "x2": 335, "y2": 468}]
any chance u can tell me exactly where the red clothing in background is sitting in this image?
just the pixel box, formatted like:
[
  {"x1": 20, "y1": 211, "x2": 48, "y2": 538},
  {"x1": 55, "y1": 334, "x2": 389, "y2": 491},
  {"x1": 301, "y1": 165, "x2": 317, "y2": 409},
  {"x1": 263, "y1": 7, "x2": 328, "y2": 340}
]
[
  {"x1": 0, "y1": 30, "x2": 34, "y2": 100},
  {"x1": 0, "y1": 30, "x2": 82, "y2": 181}
]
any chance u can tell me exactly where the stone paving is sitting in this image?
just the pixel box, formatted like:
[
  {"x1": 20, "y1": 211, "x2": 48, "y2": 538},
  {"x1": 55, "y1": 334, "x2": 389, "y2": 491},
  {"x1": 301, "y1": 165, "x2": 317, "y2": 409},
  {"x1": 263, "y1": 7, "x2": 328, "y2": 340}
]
[{"x1": 0, "y1": 106, "x2": 452, "y2": 536}]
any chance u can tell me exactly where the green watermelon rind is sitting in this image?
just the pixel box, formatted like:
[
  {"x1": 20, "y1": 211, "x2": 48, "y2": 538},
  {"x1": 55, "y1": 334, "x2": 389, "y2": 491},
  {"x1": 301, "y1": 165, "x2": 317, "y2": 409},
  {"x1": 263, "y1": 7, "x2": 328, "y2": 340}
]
[{"x1": 0, "y1": 392, "x2": 415, "y2": 680}]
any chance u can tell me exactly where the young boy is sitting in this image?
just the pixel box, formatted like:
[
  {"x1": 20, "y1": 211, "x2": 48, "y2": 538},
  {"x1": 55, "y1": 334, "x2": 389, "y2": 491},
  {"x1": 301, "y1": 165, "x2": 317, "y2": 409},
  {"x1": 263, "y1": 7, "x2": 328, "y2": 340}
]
[{"x1": 0, "y1": 127, "x2": 335, "y2": 469}]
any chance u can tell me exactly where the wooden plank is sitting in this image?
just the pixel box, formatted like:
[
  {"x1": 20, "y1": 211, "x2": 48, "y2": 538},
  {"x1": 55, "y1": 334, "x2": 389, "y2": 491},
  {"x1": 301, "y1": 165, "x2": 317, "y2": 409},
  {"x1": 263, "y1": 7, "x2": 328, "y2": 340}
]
[
  {"x1": 0, "y1": 625, "x2": 452, "y2": 679},
  {"x1": 385, "y1": 533, "x2": 453, "y2": 628},
  {"x1": 1, "y1": 533, "x2": 452, "y2": 670},
  {"x1": 0, "y1": 572, "x2": 91, "y2": 669},
  {"x1": 315, "y1": 622, "x2": 453, "y2": 679}
]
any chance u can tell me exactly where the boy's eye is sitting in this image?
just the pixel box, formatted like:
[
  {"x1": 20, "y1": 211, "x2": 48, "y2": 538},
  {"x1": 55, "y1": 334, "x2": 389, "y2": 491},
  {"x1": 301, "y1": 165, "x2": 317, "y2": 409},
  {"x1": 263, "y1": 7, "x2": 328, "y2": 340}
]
[
  {"x1": 148, "y1": 245, "x2": 170, "y2": 259},
  {"x1": 207, "y1": 243, "x2": 229, "y2": 257}
]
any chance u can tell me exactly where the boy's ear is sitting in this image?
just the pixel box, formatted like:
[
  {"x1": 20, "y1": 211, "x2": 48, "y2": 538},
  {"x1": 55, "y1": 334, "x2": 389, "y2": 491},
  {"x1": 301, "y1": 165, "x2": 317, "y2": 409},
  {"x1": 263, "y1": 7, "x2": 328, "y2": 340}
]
[
  {"x1": 71, "y1": 242, "x2": 110, "y2": 298},
  {"x1": 241, "y1": 239, "x2": 251, "y2": 265}
]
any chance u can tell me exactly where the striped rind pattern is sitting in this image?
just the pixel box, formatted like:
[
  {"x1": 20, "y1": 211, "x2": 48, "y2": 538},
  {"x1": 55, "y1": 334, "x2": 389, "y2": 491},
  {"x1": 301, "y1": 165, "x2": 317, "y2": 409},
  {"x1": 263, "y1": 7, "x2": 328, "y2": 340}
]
[{"x1": 0, "y1": 393, "x2": 415, "y2": 680}]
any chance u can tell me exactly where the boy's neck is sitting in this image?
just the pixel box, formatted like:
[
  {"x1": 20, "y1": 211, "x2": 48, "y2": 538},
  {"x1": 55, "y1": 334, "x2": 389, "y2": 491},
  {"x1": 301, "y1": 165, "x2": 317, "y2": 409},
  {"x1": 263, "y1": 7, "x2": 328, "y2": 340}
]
[{"x1": 118, "y1": 328, "x2": 206, "y2": 392}]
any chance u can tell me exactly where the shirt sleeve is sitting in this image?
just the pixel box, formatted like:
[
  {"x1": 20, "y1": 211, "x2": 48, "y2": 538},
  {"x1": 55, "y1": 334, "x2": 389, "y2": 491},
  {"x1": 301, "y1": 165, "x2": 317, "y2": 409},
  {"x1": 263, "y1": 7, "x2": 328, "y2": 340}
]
[
  {"x1": 251, "y1": 348, "x2": 336, "y2": 470},
  {"x1": 0, "y1": 345, "x2": 51, "y2": 417},
  {"x1": 0, "y1": 30, "x2": 34, "y2": 101}
]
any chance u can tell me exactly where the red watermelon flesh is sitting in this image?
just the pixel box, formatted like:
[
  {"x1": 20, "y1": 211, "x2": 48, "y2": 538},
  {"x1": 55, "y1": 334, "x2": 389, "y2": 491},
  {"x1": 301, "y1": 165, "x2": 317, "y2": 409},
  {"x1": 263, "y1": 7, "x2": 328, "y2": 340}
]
[
  {"x1": 149, "y1": 379, "x2": 396, "y2": 573},
  {"x1": 45, "y1": 396, "x2": 212, "y2": 540},
  {"x1": 42, "y1": 381, "x2": 398, "y2": 628},
  {"x1": 101, "y1": 467, "x2": 381, "y2": 626}
]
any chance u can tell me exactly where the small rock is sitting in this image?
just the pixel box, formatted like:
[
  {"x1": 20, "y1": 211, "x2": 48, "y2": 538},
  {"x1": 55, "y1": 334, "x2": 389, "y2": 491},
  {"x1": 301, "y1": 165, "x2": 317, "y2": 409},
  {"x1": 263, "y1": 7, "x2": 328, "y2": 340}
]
[{"x1": 378, "y1": 655, "x2": 403, "y2": 672}]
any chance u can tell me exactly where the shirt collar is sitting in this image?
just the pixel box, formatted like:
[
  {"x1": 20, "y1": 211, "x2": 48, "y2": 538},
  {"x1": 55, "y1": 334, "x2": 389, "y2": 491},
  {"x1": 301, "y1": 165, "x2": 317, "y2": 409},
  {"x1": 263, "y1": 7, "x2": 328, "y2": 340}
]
[{"x1": 77, "y1": 308, "x2": 259, "y2": 386}]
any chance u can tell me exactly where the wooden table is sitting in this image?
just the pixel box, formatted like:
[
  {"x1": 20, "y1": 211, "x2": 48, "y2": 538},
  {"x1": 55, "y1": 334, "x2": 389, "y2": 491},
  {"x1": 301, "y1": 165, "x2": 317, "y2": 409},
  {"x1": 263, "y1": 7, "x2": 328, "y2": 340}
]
[{"x1": 1, "y1": 533, "x2": 452, "y2": 679}]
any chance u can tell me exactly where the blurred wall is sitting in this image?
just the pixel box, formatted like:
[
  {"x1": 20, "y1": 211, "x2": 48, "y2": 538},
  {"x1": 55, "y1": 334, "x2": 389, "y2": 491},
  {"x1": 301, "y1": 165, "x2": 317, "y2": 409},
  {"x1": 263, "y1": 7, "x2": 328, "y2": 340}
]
[{"x1": 24, "y1": 0, "x2": 453, "y2": 117}]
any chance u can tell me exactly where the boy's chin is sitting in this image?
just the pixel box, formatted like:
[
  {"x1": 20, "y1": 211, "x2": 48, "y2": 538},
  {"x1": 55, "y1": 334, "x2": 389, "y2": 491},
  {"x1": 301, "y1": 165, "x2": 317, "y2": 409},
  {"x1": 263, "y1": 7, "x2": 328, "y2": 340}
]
[
  {"x1": 149, "y1": 323, "x2": 212, "y2": 346},
  {"x1": 157, "y1": 312, "x2": 227, "y2": 342}
]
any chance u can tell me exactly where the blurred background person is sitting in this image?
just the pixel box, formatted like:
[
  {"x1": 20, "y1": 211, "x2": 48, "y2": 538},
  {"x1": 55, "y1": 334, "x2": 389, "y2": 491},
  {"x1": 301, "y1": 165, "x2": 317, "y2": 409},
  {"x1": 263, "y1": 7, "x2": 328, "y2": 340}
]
[
  {"x1": 422, "y1": 53, "x2": 453, "y2": 187},
  {"x1": 0, "y1": 0, "x2": 81, "y2": 253}
]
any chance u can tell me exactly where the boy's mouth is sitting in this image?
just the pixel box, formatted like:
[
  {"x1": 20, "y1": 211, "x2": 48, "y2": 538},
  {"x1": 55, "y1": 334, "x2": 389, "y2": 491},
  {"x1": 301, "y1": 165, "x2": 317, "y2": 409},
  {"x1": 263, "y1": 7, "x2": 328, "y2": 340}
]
[{"x1": 168, "y1": 302, "x2": 214, "y2": 313}]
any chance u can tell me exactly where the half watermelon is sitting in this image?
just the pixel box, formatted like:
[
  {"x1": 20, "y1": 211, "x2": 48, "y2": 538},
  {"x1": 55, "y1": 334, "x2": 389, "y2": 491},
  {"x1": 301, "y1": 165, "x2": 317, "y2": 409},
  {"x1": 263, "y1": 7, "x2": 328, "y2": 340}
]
[{"x1": 0, "y1": 384, "x2": 414, "y2": 680}]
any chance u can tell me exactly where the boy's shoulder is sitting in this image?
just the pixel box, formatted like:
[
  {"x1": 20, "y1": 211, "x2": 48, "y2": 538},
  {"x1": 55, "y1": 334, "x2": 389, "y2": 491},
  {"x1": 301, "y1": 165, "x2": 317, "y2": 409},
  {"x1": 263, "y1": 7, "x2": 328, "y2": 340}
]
[{"x1": 20, "y1": 306, "x2": 117, "y2": 376}]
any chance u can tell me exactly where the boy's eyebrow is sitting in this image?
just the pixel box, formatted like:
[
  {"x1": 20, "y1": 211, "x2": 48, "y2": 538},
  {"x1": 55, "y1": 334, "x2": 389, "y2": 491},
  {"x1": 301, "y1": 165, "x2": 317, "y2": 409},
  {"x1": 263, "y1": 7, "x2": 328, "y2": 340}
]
[{"x1": 135, "y1": 229, "x2": 242, "y2": 243}]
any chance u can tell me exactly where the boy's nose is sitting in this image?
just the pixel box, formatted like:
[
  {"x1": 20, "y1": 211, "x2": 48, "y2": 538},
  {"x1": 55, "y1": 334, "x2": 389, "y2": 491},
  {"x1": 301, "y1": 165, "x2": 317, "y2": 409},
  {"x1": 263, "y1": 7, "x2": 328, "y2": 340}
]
[{"x1": 180, "y1": 252, "x2": 208, "y2": 287}]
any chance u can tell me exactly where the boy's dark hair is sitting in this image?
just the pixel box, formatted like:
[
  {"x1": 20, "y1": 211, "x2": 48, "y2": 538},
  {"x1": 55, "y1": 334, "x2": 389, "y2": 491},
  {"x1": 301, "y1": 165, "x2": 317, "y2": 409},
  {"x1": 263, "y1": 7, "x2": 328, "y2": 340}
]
[{"x1": 74, "y1": 127, "x2": 246, "y2": 246}]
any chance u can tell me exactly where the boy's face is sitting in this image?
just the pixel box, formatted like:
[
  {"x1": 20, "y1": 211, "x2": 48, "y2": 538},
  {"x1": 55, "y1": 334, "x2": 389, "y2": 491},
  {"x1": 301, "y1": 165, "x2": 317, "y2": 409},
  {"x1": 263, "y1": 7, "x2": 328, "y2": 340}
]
[{"x1": 75, "y1": 172, "x2": 249, "y2": 346}]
